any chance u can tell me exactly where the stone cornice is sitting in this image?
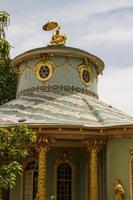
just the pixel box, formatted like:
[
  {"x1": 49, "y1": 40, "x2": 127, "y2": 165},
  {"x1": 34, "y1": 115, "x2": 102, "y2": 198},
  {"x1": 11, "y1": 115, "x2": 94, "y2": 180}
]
[
  {"x1": 11, "y1": 46, "x2": 104, "y2": 75},
  {"x1": 2, "y1": 124, "x2": 133, "y2": 139}
]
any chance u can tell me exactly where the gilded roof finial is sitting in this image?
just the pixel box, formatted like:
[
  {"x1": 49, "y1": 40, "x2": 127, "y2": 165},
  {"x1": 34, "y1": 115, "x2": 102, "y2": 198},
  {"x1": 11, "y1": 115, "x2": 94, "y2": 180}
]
[{"x1": 43, "y1": 21, "x2": 67, "y2": 46}]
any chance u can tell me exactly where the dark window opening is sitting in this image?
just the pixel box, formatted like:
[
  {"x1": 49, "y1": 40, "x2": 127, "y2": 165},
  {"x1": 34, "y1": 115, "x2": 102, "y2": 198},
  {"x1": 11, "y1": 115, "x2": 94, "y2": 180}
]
[
  {"x1": 57, "y1": 163, "x2": 72, "y2": 200},
  {"x1": 2, "y1": 189, "x2": 10, "y2": 200}
]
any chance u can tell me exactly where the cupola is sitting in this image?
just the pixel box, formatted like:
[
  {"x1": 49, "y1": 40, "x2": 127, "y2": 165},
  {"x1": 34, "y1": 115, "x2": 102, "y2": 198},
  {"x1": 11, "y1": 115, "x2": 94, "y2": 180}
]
[{"x1": 12, "y1": 21, "x2": 104, "y2": 99}]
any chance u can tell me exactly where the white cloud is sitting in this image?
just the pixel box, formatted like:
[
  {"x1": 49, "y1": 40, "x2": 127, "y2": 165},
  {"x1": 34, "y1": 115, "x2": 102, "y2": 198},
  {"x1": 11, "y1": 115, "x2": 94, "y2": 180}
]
[
  {"x1": 99, "y1": 66, "x2": 133, "y2": 116},
  {"x1": 72, "y1": 29, "x2": 133, "y2": 50}
]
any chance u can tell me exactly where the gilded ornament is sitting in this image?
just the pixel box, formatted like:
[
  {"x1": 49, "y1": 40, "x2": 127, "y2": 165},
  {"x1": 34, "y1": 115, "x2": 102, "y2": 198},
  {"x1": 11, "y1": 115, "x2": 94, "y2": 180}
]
[
  {"x1": 130, "y1": 147, "x2": 133, "y2": 155},
  {"x1": 34, "y1": 60, "x2": 56, "y2": 82},
  {"x1": 43, "y1": 21, "x2": 67, "y2": 46},
  {"x1": 83, "y1": 139, "x2": 105, "y2": 152},
  {"x1": 78, "y1": 64, "x2": 94, "y2": 86},
  {"x1": 43, "y1": 21, "x2": 58, "y2": 31},
  {"x1": 50, "y1": 195, "x2": 56, "y2": 200},
  {"x1": 114, "y1": 178, "x2": 125, "y2": 200}
]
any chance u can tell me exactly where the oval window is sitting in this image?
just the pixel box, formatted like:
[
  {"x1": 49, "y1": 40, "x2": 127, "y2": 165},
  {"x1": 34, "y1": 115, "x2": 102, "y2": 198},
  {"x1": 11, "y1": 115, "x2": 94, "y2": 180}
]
[
  {"x1": 82, "y1": 69, "x2": 90, "y2": 83},
  {"x1": 35, "y1": 60, "x2": 55, "y2": 82},
  {"x1": 78, "y1": 64, "x2": 93, "y2": 85},
  {"x1": 39, "y1": 65, "x2": 50, "y2": 79}
]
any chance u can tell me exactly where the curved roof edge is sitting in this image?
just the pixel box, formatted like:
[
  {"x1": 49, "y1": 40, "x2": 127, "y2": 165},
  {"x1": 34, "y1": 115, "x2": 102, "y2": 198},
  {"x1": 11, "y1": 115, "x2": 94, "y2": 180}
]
[
  {"x1": 1, "y1": 123, "x2": 133, "y2": 129},
  {"x1": 11, "y1": 46, "x2": 105, "y2": 75}
]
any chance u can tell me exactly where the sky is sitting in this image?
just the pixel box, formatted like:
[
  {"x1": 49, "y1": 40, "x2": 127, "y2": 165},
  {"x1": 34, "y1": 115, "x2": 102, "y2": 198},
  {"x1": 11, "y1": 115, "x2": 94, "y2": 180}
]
[{"x1": 1, "y1": 0, "x2": 133, "y2": 116}]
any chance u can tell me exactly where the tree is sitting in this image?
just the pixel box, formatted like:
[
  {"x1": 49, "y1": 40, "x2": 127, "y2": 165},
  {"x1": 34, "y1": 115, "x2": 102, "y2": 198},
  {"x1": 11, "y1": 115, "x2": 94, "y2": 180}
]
[
  {"x1": 0, "y1": 125, "x2": 36, "y2": 192},
  {"x1": 0, "y1": 11, "x2": 17, "y2": 105}
]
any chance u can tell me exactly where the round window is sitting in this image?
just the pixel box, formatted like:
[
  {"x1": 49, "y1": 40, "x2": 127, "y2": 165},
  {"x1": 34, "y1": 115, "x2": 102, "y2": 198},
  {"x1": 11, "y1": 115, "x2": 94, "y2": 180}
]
[
  {"x1": 35, "y1": 60, "x2": 55, "y2": 81},
  {"x1": 82, "y1": 69, "x2": 90, "y2": 83},
  {"x1": 78, "y1": 64, "x2": 93, "y2": 85},
  {"x1": 39, "y1": 65, "x2": 50, "y2": 78}
]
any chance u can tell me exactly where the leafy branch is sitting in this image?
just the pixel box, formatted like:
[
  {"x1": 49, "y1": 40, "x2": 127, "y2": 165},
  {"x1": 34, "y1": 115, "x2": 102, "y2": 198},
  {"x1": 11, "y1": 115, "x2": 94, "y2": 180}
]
[{"x1": 0, "y1": 125, "x2": 37, "y2": 189}]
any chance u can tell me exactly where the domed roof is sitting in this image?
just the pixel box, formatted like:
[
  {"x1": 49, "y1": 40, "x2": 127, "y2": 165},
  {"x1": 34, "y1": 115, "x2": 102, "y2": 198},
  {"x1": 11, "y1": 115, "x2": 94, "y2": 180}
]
[{"x1": 0, "y1": 90, "x2": 132, "y2": 128}]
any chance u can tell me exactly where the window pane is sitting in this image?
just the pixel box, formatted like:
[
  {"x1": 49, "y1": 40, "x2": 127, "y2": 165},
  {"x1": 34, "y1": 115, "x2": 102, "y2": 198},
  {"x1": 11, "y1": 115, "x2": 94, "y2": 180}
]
[
  {"x1": 24, "y1": 171, "x2": 33, "y2": 200},
  {"x1": 24, "y1": 161, "x2": 38, "y2": 200},
  {"x1": 57, "y1": 163, "x2": 72, "y2": 200}
]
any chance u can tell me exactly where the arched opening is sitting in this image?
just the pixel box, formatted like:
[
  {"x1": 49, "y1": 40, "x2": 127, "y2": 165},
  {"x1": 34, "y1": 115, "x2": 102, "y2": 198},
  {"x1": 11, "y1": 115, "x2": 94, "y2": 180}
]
[
  {"x1": 56, "y1": 163, "x2": 73, "y2": 200},
  {"x1": 23, "y1": 161, "x2": 38, "y2": 200}
]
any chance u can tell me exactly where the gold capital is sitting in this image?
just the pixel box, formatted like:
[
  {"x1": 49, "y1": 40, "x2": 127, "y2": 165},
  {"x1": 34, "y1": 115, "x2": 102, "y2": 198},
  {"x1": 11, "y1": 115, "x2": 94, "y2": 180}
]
[
  {"x1": 83, "y1": 139, "x2": 105, "y2": 152},
  {"x1": 35, "y1": 137, "x2": 55, "y2": 151}
]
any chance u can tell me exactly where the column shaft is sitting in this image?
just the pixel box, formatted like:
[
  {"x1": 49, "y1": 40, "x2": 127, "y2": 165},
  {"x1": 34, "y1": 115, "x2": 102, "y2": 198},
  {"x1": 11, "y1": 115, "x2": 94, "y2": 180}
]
[
  {"x1": 83, "y1": 139, "x2": 105, "y2": 200},
  {"x1": 90, "y1": 150, "x2": 98, "y2": 200},
  {"x1": 37, "y1": 147, "x2": 47, "y2": 200}
]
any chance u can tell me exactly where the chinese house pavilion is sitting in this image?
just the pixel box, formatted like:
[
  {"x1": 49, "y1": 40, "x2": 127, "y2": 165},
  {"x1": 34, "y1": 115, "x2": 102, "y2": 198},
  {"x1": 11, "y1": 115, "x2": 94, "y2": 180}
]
[{"x1": 0, "y1": 22, "x2": 133, "y2": 200}]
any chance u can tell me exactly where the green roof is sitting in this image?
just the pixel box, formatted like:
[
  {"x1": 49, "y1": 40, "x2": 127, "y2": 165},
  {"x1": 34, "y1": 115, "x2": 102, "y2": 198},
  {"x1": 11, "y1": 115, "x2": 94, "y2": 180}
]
[{"x1": 0, "y1": 90, "x2": 132, "y2": 128}]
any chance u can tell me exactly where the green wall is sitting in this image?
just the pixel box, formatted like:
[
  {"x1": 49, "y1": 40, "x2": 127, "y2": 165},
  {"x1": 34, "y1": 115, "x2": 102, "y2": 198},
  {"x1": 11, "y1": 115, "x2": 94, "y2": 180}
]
[
  {"x1": 18, "y1": 56, "x2": 98, "y2": 94},
  {"x1": 106, "y1": 138, "x2": 133, "y2": 200},
  {"x1": 47, "y1": 147, "x2": 89, "y2": 200}
]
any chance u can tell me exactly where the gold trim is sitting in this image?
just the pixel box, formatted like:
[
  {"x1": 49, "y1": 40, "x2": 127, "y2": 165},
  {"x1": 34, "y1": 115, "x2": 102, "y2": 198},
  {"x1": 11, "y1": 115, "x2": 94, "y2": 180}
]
[
  {"x1": 34, "y1": 60, "x2": 55, "y2": 82},
  {"x1": 78, "y1": 64, "x2": 94, "y2": 86},
  {"x1": 83, "y1": 139, "x2": 105, "y2": 152}
]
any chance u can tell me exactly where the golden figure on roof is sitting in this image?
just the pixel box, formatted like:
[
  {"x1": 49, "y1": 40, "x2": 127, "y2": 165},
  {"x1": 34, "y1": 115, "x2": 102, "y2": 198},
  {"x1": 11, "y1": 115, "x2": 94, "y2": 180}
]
[{"x1": 43, "y1": 21, "x2": 67, "y2": 46}]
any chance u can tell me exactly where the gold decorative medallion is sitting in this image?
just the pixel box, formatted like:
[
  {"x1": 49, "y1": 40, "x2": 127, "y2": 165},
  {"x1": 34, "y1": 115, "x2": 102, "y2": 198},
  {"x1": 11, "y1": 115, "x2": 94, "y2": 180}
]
[
  {"x1": 78, "y1": 64, "x2": 93, "y2": 86},
  {"x1": 34, "y1": 60, "x2": 55, "y2": 82}
]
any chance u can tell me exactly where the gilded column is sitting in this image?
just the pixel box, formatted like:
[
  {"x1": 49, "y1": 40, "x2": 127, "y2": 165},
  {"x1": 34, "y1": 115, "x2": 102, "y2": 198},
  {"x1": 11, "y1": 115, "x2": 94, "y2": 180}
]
[
  {"x1": 36, "y1": 137, "x2": 55, "y2": 200},
  {"x1": 37, "y1": 147, "x2": 48, "y2": 200},
  {"x1": 84, "y1": 139, "x2": 105, "y2": 200}
]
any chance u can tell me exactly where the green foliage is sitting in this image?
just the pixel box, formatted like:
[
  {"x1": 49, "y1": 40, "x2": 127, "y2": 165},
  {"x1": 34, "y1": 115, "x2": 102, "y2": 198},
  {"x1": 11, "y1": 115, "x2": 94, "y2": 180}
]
[
  {"x1": 0, "y1": 11, "x2": 17, "y2": 105},
  {"x1": 0, "y1": 11, "x2": 10, "y2": 39},
  {"x1": 0, "y1": 60, "x2": 17, "y2": 105},
  {"x1": 0, "y1": 125, "x2": 37, "y2": 189},
  {"x1": 0, "y1": 39, "x2": 10, "y2": 59}
]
